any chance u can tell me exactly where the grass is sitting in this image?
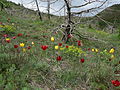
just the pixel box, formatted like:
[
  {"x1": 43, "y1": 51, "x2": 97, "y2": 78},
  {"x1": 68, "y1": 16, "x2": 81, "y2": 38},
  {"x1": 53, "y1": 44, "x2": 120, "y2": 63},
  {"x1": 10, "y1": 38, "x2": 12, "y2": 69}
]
[{"x1": 0, "y1": 1, "x2": 120, "y2": 90}]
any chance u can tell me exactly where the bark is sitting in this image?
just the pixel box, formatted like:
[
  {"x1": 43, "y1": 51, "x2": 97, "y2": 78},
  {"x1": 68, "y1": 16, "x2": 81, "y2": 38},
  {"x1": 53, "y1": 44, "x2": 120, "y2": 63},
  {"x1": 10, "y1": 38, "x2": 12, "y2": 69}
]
[
  {"x1": 47, "y1": 0, "x2": 50, "y2": 20},
  {"x1": 62, "y1": 0, "x2": 73, "y2": 42},
  {"x1": 35, "y1": 0, "x2": 42, "y2": 21}
]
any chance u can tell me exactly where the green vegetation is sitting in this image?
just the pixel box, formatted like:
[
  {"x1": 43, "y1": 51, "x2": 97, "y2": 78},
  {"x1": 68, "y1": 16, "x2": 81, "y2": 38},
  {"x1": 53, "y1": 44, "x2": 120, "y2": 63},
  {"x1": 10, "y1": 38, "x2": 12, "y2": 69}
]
[{"x1": 0, "y1": 1, "x2": 120, "y2": 90}]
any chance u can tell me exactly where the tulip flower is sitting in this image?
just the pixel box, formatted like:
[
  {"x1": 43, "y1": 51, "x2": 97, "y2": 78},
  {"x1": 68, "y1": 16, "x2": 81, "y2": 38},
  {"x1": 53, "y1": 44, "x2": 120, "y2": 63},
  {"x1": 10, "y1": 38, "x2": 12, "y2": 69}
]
[
  {"x1": 78, "y1": 43, "x2": 81, "y2": 46},
  {"x1": 80, "y1": 59, "x2": 85, "y2": 63},
  {"x1": 41, "y1": 45, "x2": 48, "y2": 50},
  {"x1": 0, "y1": 22, "x2": 2, "y2": 24},
  {"x1": 68, "y1": 34, "x2": 71, "y2": 38},
  {"x1": 88, "y1": 48, "x2": 90, "y2": 51},
  {"x1": 92, "y1": 49, "x2": 95, "y2": 52},
  {"x1": 22, "y1": 48, "x2": 26, "y2": 52},
  {"x1": 56, "y1": 56, "x2": 62, "y2": 61},
  {"x1": 109, "y1": 48, "x2": 115, "y2": 54},
  {"x1": 32, "y1": 42, "x2": 34, "y2": 45},
  {"x1": 111, "y1": 55, "x2": 115, "y2": 59},
  {"x1": 20, "y1": 43, "x2": 25, "y2": 47},
  {"x1": 95, "y1": 49, "x2": 99, "y2": 52},
  {"x1": 27, "y1": 46, "x2": 31, "y2": 49},
  {"x1": 14, "y1": 45, "x2": 19, "y2": 48},
  {"x1": 55, "y1": 46, "x2": 59, "y2": 50},
  {"x1": 58, "y1": 43, "x2": 62, "y2": 46},
  {"x1": 3, "y1": 34, "x2": 8, "y2": 37},
  {"x1": 18, "y1": 33, "x2": 23, "y2": 36},
  {"x1": 12, "y1": 36, "x2": 17, "y2": 39},
  {"x1": 6, "y1": 38, "x2": 10, "y2": 43},
  {"x1": 66, "y1": 46, "x2": 69, "y2": 48},
  {"x1": 51, "y1": 37, "x2": 54, "y2": 42},
  {"x1": 111, "y1": 80, "x2": 120, "y2": 87},
  {"x1": 60, "y1": 48, "x2": 65, "y2": 50}
]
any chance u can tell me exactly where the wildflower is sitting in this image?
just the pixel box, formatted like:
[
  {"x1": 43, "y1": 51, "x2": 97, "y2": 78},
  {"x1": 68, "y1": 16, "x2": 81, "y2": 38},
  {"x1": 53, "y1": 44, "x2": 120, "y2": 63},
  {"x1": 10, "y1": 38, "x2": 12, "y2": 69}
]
[
  {"x1": 6, "y1": 38, "x2": 10, "y2": 43},
  {"x1": 18, "y1": 33, "x2": 23, "y2": 36},
  {"x1": 3, "y1": 34, "x2": 8, "y2": 37},
  {"x1": 55, "y1": 46, "x2": 59, "y2": 50},
  {"x1": 92, "y1": 49, "x2": 95, "y2": 52},
  {"x1": 111, "y1": 55, "x2": 115, "y2": 59},
  {"x1": 95, "y1": 49, "x2": 99, "y2": 52},
  {"x1": 14, "y1": 45, "x2": 19, "y2": 48},
  {"x1": 56, "y1": 56, "x2": 62, "y2": 61},
  {"x1": 41, "y1": 45, "x2": 48, "y2": 50},
  {"x1": 58, "y1": 43, "x2": 62, "y2": 46},
  {"x1": 77, "y1": 40, "x2": 81, "y2": 43},
  {"x1": 12, "y1": 23, "x2": 14, "y2": 25},
  {"x1": 12, "y1": 36, "x2": 16, "y2": 39},
  {"x1": 68, "y1": 34, "x2": 71, "y2": 38},
  {"x1": 66, "y1": 46, "x2": 69, "y2": 48},
  {"x1": 60, "y1": 48, "x2": 65, "y2": 50},
  {"x1": 111, "y1": 80, "x2": 120, "y2": 87},
  {"x1": 27, "y1": 46, "x2": 31, "y2": 49},
  {"x1": 109, "y1": 48, "x2": 115, "y2": 54},
  {"x1": 88, "y1": 48, "x2": 91, "y2": 51},
  {"x1": 80, "y1": 59, "x2": 85, "y2": 63},
  {"x1": 51, "y1": 37, "x2": 54, "y2": 42},
  {"x1": 78, "y1": 43, "x2": 81, "y2": 46},
  {"x1": 22, "y1": 48, "x2": 26, "y2": 52},
  {"x1": 32, "y1": 42, "x2": 34, "y2": 45},
  {"x1": 20, "y1": 43, "x2": 25, "y2": 47}
]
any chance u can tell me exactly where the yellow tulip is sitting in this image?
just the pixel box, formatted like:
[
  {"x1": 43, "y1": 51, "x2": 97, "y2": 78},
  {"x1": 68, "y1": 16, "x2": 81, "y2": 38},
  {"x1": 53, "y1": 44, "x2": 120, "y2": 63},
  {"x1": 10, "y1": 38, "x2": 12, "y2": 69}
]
[
  {"x1": 22, "y1": 48, "x2": 26, "y2": 52},
  {"x1": 111, "y1": 55, "x2": 115, "y2": 59},
  {"x1": 6, "y1": 38, "x2": 10, "y2": 41},
  {"x1": 20, "y1": 43, "x2": 25, "y2": 47},
  {"x1": 55, "y1": 46, "x2": 59, "y2": 50},
  {"x1": 51, "y1": 37, "x2": 54, "y2": 42},
  {"x1": 109, "y1": 48, "x2": 115, "y2": 54},
  {"x1": 95, "y1": 49, "x2": 99, "y2": 52},
  {"x1": 92, "y1": 49, "x2": 95, "y2": 52},
  {"x1": 60, "y1": 48, "x2": 65, "y2": 50}
]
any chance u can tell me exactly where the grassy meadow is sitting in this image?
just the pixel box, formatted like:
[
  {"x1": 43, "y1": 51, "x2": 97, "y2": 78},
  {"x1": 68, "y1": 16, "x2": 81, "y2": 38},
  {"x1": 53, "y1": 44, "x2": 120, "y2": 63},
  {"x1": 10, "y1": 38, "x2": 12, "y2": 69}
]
[{"x1": 0, "y1": 1, "x2": 120, "y2": 90}]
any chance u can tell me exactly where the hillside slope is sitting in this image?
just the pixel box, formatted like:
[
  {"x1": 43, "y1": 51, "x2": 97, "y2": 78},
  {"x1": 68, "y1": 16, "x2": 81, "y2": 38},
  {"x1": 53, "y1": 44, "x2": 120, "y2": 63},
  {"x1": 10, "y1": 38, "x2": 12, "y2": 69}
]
[{"x1": 0, "y1": 1, "x2": 120, "y2": 90}]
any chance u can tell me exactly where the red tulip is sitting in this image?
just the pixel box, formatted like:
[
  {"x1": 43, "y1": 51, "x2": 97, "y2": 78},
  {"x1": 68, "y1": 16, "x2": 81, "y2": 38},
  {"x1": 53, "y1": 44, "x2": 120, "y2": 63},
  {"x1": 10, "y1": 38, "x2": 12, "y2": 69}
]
[
  {"x1": 77, "y1": 40, "x2": 81, "y2": 43},
  {"x1": 12, "y1": 36, "x2": 17, "y2": 39},
  {"x1": 3, "y1": 34, "x2": 8, "y2": 37},
  {"x1": 56, "y1": 56, "x2": 62, "y2": 61},
  {"x1": 14, "y1": 45, "x2": 19, "y2": 48},
  {"x1": 0, "y1": 22, "x2": 2, "y2": 24},
  {"x1": 80, "y1": 59, "x2": 85, "y2": 63},
  {"x1": 88, "y1": 48, "x2": 90, "y2": 51},
  {"x1": 41, "y1": 45, "x2": 48, "y2": 50},
  {"x1": 58, "y1": 43, "x2": 62, "y2": 46},
  {"x1": 18, "y1": 33, "x2": 23, "y2": 36},
  {"x1": 111, "y1": 80, "x2": 120, "y2": 87},
  {"x1": 27, "y1": 46, "x2": 31, "y2": 49},
  {"x1": 68, "y1": 34, "x2": 71, "y2": 38},
  {"x1": 6, "y1": 40, "x2": 10, "y2": 43},
  {"x1": 78, "y1": 43, "x2": 81, "y2": 46},
  {"x1": 66, "y1": 46, "x2": 69, "y2": 48}
]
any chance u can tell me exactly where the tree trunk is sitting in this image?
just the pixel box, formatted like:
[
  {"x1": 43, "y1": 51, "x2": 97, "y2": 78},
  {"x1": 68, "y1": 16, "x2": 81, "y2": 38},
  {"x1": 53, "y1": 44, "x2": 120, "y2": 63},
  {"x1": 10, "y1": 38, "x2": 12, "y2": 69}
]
[
  {"x1": 35, "y1": 0, "x2": 42, "y2": 21},
  {"x1": 62, "y1": 0, "x2": 72, "y2": 43},
  {"x1": 47, "y1": 0, "x2": 50, "y2": 20}
]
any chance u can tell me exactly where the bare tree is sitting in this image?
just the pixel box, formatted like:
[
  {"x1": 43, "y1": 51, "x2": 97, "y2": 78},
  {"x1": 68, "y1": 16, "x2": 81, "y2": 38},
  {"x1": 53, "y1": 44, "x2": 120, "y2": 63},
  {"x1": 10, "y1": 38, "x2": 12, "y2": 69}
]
[
  {"x1": 61, "y1": 0, "x2": 108, "y2": 42},
  {"x1": 39, "y1": 0, "x2": 58, "y2": 19}
]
